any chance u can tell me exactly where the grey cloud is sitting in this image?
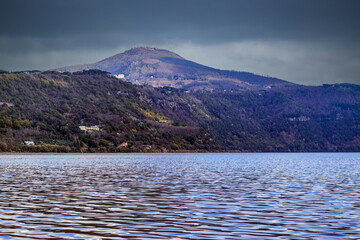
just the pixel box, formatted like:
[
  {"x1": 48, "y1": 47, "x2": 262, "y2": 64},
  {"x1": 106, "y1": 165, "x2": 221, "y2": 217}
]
[
  {"x1": 1, "y1": 0, "x2": 359, "y2": 42},
  {"x1": 0, "y1": 0, "x2": 360, "y2": 85}
]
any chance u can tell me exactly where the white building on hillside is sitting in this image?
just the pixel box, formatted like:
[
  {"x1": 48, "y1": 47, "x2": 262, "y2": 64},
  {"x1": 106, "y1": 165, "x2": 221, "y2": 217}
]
[{"x1": 79, "y1": 125, "x2": 101, "y2": 133}]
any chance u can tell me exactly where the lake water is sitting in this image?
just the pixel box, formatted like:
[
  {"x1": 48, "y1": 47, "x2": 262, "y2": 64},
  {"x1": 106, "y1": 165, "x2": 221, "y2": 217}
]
[{"x1": 0, "y1": 153, "x2": 359, "y2": 239}]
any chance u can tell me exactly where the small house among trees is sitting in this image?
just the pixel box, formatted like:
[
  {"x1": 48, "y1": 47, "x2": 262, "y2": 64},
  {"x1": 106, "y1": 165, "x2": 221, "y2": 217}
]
[
  {"x1": 119, "y1": 142, "x2": 128, "y2": 147},
  {"x1": 24, "y1": 141, "x2": 35, "y2": 146}
]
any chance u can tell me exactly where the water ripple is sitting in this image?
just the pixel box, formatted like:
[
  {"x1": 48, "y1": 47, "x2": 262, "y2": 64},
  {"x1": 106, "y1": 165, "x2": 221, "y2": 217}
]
[{"x1": 0, "y1": 153, "x2": 359, "y2": 239}]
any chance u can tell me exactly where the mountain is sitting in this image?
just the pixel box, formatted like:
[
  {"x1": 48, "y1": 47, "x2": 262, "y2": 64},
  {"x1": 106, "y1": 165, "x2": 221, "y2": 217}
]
[
  {"x1": 55, "y1": 47, "x2": 295, "y2": 90},
  {"x1": 1, "y1": 70, "x2": 359, "y2": 152}
]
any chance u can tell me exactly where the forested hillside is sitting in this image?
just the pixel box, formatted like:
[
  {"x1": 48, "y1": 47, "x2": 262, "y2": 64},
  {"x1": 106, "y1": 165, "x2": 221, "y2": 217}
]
[
  {"x1": 1, "y1": 71, "x2": 359, "y2": 152},
  {"x1": 142, "y1": 83, "x2": 360, "y2": 151},
  {"x1": 0, "y1": 71, "x2": 219, "y2": 152}
]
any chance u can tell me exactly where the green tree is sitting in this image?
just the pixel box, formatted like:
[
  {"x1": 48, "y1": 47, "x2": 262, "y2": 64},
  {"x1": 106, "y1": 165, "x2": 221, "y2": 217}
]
[
  {"x1": 13, "y1": 120, "x2": 22, "y2": 130},
  {"x1": 99, "y1": 139, "x2": 110, "y2": 148},
  {"x1": 0, "y1": 142, "x2": 7, "y2": 151}
]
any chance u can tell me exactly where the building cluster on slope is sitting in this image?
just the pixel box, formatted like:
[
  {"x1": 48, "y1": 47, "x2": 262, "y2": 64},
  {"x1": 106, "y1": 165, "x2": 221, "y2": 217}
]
[{"x1": 79, "y1": 125, "x2": 101, "y2": 133}]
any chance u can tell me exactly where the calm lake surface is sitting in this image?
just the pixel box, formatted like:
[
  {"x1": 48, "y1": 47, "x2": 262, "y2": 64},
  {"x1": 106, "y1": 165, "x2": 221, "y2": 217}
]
[{"x1": 0, "y1": 153, "x2": 359, "y2": 239}]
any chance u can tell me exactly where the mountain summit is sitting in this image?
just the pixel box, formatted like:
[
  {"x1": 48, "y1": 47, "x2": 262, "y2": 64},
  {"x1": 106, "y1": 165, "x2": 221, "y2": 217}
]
[{"x1": 55, "y1": 47, "x2": 294, "y2": 90}]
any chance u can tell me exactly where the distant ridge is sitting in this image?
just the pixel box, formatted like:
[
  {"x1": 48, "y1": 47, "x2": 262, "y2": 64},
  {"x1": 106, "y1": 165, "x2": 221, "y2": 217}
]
[{"x1": 55, "y1": 47, "x2": 295, "y2": 90}]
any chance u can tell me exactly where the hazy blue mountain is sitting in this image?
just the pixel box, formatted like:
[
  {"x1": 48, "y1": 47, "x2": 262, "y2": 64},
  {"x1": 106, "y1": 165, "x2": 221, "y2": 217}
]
[{"x1": 55, "y1": 47, "x2": 295, "y2": 90}]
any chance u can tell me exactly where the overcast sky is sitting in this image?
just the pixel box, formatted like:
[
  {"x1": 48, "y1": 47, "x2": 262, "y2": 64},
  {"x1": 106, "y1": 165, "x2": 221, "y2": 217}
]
[{"x1": 1, "y1": 0, "x2": 359, "y2": 85}]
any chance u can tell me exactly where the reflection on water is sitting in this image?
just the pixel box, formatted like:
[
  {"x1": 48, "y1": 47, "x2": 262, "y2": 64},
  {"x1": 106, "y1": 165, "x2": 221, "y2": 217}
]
[{"x1": 0, "y1": 153, "x2": 359, "y2": 239}]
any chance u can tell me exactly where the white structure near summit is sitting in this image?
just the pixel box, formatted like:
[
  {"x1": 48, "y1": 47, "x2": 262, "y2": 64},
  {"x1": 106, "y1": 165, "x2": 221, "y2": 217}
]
[{"x1": 114, "y1": 74, "x2": 125, "y2": 79}]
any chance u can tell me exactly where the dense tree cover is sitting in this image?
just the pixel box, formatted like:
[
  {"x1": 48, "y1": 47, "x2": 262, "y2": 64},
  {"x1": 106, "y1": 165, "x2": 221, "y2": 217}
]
[
  {"x1": 143, "y1": 85, "x2": 360, "y2": 152},
  {"x1": 192, "y1": 86, "x2": 360, "y2": 151},
  {"x1": 0, "y1": 71, "x2": 219, "y2": 152},
  {"x1": 0, "y1": 71, "x2": 359, "y2": 152}
]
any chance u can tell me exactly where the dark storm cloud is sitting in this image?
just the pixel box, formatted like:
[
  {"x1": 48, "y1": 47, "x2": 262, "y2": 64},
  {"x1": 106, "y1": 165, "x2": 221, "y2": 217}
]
[
  {"x1": 0, "y1": 0, "x2": 360, "y2": 85},
  {"x1": 1, "y1": 0, "x2": 359, "y2": 42}
]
